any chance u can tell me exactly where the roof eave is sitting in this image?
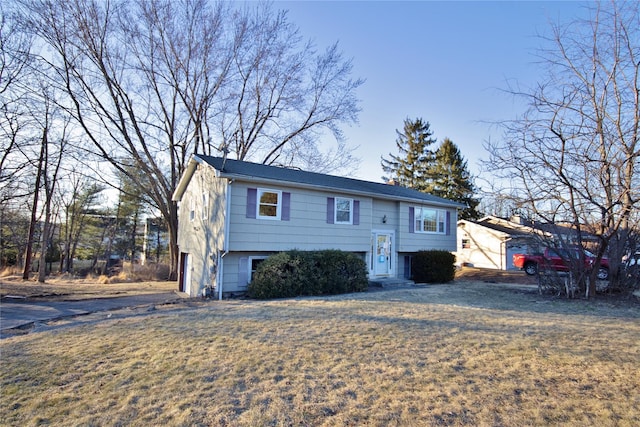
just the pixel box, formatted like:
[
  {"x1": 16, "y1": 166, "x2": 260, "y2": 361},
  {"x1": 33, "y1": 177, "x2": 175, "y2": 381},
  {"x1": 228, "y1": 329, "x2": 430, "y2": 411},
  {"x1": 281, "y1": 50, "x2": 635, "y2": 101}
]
[{"x1": 172, "y1": 156, "x2": 205, "y2": 201}]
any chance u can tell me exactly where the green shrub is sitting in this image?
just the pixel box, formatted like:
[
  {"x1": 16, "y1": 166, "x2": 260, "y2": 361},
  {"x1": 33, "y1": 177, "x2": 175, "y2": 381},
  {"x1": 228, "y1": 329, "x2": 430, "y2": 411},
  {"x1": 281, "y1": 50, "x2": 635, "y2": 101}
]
[
  {"x1": 411, "y1": 250, "x2": 456, "y2": 283},
  {"x1": 247, "y1": 251, "x2": 309, "y2": 299},
  {"x1": 248, "y1": 250, "x2": 368, "y2": 299},
  {"x1": 313, "y1": 250, "x2": 369, "y2": 295}
]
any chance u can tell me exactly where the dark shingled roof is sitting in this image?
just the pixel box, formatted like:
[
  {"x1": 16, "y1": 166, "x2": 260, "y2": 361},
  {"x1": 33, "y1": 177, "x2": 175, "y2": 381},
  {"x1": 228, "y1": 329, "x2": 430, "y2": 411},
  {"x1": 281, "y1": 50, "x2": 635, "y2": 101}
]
[
  {"x1": 474, "y1": 217, "x2": 535, "y2": 237},
  {"x1": 196, "y1": 155, "x2": 464, "y2": 208}
]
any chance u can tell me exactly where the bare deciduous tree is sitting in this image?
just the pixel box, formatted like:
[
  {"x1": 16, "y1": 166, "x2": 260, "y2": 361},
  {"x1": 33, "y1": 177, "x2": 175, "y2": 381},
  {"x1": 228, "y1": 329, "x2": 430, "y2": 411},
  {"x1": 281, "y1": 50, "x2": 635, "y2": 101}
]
[
  {"x1": 221, "y1": 4, "x2": 363, "y2": 172},
  {"x1": 21, "y1": 85, "x2": 68, "y2": 282},
  {"x1": 0, "y1": 6, "x2": 33, "y2": 200},
  {"x1": 484, "y1": 2, "x2": 639, "y2": 295},
  {"x1": 15, "y1": 0, "x2": 362, "y2": 280}
]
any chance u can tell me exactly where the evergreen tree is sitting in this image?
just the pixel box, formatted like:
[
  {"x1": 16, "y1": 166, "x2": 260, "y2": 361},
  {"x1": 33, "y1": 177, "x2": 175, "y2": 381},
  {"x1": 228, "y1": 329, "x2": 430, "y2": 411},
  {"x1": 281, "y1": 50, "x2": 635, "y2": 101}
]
[
  {"x1": 380, "y1": 118, "x2": 436, "y2": 190},
  {"x1": 425, "y1": 138, "x2": 480, "y2": 220}
]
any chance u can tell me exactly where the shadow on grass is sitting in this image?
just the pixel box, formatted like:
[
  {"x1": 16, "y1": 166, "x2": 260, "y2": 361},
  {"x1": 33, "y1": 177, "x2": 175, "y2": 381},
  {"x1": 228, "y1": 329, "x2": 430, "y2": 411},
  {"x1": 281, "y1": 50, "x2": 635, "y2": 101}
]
[{"x1": 284, "y1": 282, "x2": 640, "y2": 320}]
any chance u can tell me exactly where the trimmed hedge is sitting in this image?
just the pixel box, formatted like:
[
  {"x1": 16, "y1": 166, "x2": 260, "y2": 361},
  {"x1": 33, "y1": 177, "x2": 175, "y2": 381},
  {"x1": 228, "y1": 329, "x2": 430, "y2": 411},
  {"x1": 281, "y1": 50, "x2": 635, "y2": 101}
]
[
  {"x1": 248, "y1": 250, "x2": 368, "y2": 299},
  {"x1": 411, "y1": 250, "x2": 456, "y2": 283}
]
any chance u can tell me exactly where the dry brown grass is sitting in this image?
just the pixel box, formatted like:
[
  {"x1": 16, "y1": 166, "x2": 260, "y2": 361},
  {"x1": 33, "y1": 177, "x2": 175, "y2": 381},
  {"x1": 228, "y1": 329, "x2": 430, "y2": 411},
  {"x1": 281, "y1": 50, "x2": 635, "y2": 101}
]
[
  {"x1": 1, "y1": 283, "x2": 639, "y2": 426},
  {"x1": 0, "y1": 262, "x2": 173, "y2": 298},
  {"x1": 455, "y1": 267, "x2": 537, "y2": 285},
  {"x1": 0, "y1": 274, "x2": 176, "y2": 300}
]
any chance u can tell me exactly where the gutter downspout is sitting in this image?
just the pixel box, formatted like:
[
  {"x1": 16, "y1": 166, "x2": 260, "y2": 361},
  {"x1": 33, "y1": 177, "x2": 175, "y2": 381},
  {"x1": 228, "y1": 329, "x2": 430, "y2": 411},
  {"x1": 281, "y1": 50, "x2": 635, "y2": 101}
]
[{"x1": 217, "y1": 179, "x2": 233, "y2": 300}]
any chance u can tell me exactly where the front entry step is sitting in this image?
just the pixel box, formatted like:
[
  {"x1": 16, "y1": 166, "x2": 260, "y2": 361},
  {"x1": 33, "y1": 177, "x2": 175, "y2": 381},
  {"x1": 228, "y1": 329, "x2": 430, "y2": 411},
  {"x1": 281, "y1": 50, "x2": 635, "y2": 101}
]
[{"x1": 368, "y1": 278, "x2": 415, "y2": 289}]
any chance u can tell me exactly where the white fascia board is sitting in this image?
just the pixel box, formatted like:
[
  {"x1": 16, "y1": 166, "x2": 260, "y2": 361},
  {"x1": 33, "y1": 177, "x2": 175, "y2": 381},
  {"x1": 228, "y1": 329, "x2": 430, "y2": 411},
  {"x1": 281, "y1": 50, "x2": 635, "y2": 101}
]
[{"x1": 171, "y1": 157, "x2": 202, "y2": 201}]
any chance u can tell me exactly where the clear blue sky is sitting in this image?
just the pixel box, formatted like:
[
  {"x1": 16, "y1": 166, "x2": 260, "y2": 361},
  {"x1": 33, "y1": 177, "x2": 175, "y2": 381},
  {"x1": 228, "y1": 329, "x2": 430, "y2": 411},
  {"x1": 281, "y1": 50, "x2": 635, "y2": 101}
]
[{"x1": 277, "y1": 1, "x2": 590, "y2": 184}]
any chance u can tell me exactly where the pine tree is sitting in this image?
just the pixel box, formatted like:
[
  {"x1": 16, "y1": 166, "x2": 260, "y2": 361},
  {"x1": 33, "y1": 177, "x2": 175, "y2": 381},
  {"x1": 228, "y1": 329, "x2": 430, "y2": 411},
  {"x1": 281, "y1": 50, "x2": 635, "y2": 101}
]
[
  {"x1": 425, "y1": 138, "x2": 480, "y2": 220},
  {"x1": 380, "y1": 118, "x2": 436, "y2": 190}
]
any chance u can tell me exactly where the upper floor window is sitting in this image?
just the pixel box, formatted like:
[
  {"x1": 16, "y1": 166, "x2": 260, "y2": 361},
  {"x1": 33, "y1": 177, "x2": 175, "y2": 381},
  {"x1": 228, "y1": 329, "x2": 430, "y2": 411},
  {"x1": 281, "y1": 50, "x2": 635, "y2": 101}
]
[
  {"x1": 326, "y1": 197, "x2": 360, "y2": 225},
  {"x1": 257, "y1": 189, "x2": 281, "y2": 220},
  {"x1": 415, "y1": 207, "x2": 446, "y2": 234},
  {"x1": 335, "y1": 197, "x2": 353, "y2": 224},
  {"x1": 246, "y1": 188, "x2": 290, "y2": 221}
]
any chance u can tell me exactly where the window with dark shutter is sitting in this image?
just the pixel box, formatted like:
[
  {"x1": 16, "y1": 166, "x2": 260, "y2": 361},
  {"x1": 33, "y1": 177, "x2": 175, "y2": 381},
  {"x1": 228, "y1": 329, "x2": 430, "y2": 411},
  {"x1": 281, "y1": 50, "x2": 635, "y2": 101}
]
[
  {"x1": 409, "y1": 207, "x2": 415, "y2": 233},
  {"x1": 246, "y1": 188, "x2": 257, "y2": 219},
  {"x1": 281, "y1": 192, "x2": 291, "y2": 221},
  {"x1": 247, "y1": 188, "x2": 289, "y2": 221},
  {"x1": 353, "y1": 200, "x2": 360, "y2": 225},
  {"x1": 446, "y1": 211, "x2": 451, "y2": 235},
  {"x1": 328, "y1": 197, "x2": 358, "y2": 225},
  {"x1": 412, "y1": 206, "x2": 448, "y2": 234},
  {"x1": 326, "y1": 197, "x2": 335, "y2": 224},
  {"x1": 238, "y1": 257, "x2": 249, "y2": 285}
]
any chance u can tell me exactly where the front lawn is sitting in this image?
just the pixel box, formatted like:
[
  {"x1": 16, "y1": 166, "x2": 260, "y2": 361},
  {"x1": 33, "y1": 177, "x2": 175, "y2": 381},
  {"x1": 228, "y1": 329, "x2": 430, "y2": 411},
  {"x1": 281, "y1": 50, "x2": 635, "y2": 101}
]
[{"x1": 1, "y1": 285, "x2": 639, "y2": 426}]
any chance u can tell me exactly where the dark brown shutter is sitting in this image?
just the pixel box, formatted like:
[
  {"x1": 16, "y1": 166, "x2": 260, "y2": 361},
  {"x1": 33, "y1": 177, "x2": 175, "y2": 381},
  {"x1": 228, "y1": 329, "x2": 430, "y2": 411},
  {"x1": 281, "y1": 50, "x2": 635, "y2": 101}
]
[
  {"x1": 327, "y1": 197, "x2": 335, "y2": 224},
  {"x1": 282, "y1": 192, "x2": 291, "y2": 221},
  {"x1": 353, "y1": 200, "x2": 360, "y2": 225},
  {"x1": 409, "y1": 207, "x2": 415, "y2": 233},
  {"x1": 246, "y1": 188, "x2": 257, "y2": 218}
]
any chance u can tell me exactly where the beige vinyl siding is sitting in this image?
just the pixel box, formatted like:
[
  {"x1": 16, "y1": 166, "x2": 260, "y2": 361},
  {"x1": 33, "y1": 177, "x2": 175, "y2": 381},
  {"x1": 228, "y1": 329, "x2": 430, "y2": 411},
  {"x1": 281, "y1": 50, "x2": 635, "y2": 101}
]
[
  {"x1": 370, "y1": 199, "x2": 399, "y2": 231},
  {"x1": 176, "y1": 165, "x2": 227, "y2": 296},
  {"x1": 228, "y1": 181, "x2": 372, "y2": 252},
  {"x1": 221, "y1": 253, "x2": 243, "y2": 293},
  {"x1": 221, "y1": 252, "x2": 261, "y2": 294}
]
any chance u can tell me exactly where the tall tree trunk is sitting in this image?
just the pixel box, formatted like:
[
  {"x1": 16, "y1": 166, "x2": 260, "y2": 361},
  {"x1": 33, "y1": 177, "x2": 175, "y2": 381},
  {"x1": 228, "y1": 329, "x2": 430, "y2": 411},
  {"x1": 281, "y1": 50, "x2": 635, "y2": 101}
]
[
  {"x1": 37, "y1": 220, "x2": 50, "y2": 282},
  {"x1": 130, "y1": 208, "x2": 139, "y2": 269},
  {"x1": 22, "y1": 128, "x2": 46, "y2": 280},
  {"x1": 167, "y1": 202, "x2": 179, "y2": 281}
]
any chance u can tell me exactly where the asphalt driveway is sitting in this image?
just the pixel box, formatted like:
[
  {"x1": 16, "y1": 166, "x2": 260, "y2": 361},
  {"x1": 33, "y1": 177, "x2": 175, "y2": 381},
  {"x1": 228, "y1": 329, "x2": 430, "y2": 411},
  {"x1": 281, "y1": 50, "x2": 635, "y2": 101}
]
[{"x1": 0, "y1": 292, "x2": 182, "y2": 332}]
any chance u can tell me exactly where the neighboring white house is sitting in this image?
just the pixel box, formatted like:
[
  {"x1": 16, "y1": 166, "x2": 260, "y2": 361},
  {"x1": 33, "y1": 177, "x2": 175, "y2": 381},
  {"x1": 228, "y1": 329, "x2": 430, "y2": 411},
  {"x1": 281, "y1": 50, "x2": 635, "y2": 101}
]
[
  {"x1": 456, "y1": 216, "x2": 547, "y2": 270},
  {"x1": 172, "y1": 155, "x2": 464, "y2": 297}
]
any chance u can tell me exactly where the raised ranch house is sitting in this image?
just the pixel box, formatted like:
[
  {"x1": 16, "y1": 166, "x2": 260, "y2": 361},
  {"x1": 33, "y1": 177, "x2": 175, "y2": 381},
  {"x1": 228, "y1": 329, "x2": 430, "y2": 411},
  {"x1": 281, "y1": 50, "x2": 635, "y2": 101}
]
[{"x1": 172, "y1": 155, "x2": 464, "y2": 298}]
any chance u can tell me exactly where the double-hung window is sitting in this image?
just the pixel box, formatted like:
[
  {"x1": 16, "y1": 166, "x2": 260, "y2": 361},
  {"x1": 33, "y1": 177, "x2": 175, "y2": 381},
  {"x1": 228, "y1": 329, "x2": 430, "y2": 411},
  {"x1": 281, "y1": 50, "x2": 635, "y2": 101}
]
[
  {"x1": 335, "y1": 197, "x2": 353, "y2": 224},
  {"x1": 327, "y1": 197, "x2": 359, "y2": 225},
  {"x1": 247, "y1": 188, "x2": 290, "y2": 221},
  {"x1": 257, "y1": 189, "x2": 282, "y2": 220},
  {"x1": 414, "y1": 207, "x2": 447, "y2": 234}
]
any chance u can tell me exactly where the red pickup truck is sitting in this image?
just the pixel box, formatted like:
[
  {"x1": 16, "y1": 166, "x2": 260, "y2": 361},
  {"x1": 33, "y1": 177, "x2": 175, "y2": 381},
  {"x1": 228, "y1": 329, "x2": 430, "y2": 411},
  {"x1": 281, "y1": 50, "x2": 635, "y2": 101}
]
[{"x1": 513, "y1": 247, "x2": 609, "y2": 280}]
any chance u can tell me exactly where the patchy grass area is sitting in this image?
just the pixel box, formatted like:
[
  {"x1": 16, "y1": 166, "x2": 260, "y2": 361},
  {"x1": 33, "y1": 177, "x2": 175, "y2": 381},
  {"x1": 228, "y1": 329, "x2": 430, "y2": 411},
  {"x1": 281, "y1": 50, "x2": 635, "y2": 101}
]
[
  {"x1": 0, "y1": 266, "x2": 529, "y2": 301},
  {"x1": 455, "y1": 266, "x2": 537, "y2": 285},
  {"x1": 2, "y1": 283, "x2": 639, "y2": 426}
]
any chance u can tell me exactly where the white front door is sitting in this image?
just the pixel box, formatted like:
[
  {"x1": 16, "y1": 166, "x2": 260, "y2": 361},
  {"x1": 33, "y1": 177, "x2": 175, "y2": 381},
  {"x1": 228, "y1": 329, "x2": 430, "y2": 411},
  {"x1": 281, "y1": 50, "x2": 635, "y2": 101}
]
[{"x1": 372, "y1": 232, "x2": 393, "y2": 276}]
